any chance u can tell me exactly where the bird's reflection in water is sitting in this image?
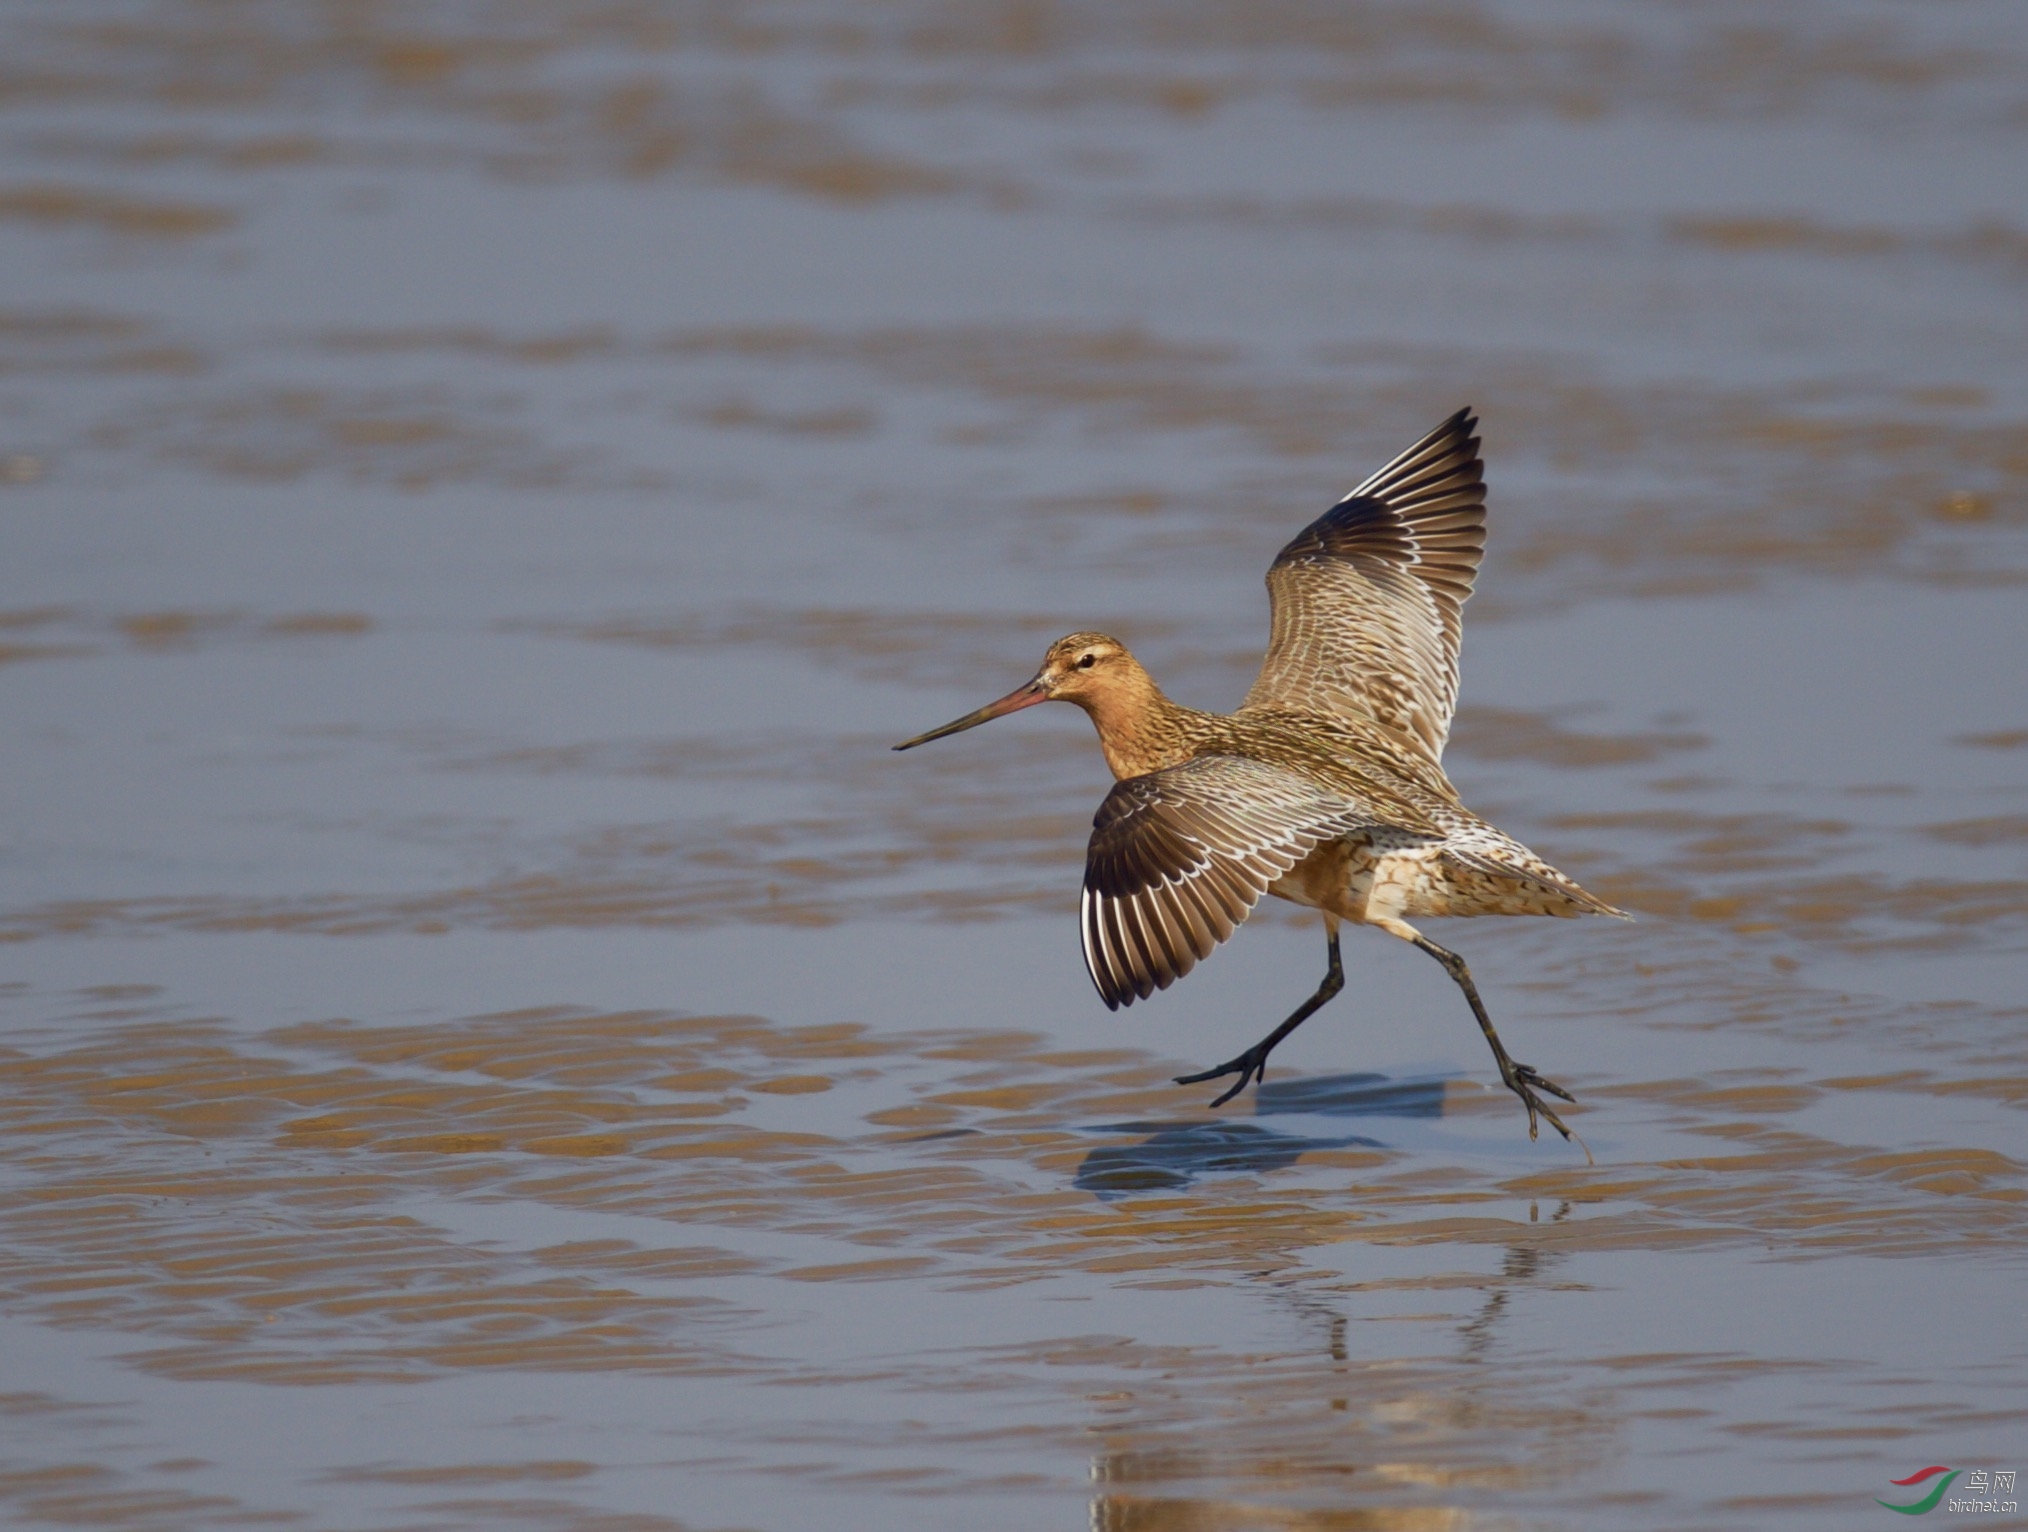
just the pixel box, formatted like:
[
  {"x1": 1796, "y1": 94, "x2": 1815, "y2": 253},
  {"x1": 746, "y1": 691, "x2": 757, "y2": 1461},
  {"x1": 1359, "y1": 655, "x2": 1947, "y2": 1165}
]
[
  {"x1": 1080, "y1": 1075, "x2": 1571, "y2": 1528},
  {"x1": 1459, "y1": 1208, "x2": 1571, "y2": 1364},
  {"x1": 1085, "y1": 1243, "x2": 1558, "y2": 1532},
  {"x1": 1074, "y1": 1074, "x2": 1447, "y2": 1197}
]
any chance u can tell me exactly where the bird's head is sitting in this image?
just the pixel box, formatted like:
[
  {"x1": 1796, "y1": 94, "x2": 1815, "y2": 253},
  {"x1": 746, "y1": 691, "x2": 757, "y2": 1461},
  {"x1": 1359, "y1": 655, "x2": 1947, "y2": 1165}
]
[{"x1": 892, "y1": 631, "x2": 1140, "y2": 750}]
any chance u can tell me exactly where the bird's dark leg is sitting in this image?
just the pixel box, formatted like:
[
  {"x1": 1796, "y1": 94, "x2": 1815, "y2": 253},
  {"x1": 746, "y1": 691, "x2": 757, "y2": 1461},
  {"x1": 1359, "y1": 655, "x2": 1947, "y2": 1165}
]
[
  {"x1": 1396, "y1": 926, "x2": 1577, "y2": 1144},
  {"x1": 1176, "y1": 924, "x2": 1343, "y2": 1109}
]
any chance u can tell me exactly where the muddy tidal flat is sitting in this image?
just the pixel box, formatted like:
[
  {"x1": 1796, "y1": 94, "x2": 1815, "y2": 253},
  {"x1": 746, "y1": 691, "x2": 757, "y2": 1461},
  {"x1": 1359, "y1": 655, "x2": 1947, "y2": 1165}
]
[{"x1": 2, "y1": 4, "x2": 2027, "y2": 1529}]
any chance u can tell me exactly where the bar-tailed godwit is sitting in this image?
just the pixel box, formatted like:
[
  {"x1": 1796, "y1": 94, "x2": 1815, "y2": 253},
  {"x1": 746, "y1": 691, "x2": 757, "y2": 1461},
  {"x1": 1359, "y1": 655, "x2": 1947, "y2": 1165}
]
[{"x1": 894, "y1": 410, "x2": 1621, "y2": 1145}]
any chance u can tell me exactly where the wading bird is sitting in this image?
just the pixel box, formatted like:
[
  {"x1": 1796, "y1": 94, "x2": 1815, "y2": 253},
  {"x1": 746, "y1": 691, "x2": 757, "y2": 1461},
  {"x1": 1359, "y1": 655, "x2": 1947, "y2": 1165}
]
[{"x1": 894, "y1": 410, "x2": 1621, "y2": 1145}]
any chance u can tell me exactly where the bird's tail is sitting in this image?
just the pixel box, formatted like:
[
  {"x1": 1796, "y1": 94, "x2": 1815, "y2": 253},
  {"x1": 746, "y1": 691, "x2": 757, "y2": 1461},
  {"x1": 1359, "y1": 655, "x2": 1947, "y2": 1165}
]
[{"x1": 1440, "y1": 846, "x2": 1631, "y2": 920}]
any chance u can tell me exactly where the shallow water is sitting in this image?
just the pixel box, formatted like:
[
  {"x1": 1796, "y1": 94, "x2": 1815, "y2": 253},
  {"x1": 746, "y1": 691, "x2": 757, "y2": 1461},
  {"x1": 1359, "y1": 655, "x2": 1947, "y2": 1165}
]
[{"x1": 2, "y1": 3, "x2": 2026, "y2": 1528}]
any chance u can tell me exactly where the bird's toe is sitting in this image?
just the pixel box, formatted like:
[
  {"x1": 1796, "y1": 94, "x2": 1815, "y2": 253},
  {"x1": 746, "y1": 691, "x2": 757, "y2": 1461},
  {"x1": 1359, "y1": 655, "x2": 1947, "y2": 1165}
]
[{"x1": 1175, "y1": 1048, "x2": 1268, "y2": 1108}]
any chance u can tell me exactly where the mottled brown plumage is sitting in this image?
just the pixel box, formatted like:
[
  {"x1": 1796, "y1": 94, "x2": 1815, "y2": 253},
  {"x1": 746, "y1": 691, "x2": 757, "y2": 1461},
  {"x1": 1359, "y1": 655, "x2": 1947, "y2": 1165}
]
[{"x1": 894, "y1": 409, "x2": 1620, "y2": 1147}]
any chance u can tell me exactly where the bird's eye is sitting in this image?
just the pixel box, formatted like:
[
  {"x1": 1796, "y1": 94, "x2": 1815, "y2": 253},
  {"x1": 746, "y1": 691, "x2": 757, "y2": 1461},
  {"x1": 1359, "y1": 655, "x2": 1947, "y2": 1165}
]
[{"x1": 1076, "y1": 653, "x2": 1096, "y2": 669}]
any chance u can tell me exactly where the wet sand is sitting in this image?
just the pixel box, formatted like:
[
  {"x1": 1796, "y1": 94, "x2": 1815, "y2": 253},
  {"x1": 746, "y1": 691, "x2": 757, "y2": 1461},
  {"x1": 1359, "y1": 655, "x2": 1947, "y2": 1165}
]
[{"x1": 2, "y1": 3, "x2": 2026, "y2": 1528}]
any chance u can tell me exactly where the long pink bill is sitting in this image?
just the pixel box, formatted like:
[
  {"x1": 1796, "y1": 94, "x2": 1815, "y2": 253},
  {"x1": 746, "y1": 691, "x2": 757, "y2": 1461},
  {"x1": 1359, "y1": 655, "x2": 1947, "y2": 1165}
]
[{"x1": 892, "y1": 677, "x2": 1049, "y2": 751}]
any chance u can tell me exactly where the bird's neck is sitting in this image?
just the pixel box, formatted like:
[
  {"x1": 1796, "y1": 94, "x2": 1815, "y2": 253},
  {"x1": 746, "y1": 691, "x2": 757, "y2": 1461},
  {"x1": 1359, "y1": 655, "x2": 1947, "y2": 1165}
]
[{"x1": 1077, "y1": 671, "x2": 1204, "y2": 781}]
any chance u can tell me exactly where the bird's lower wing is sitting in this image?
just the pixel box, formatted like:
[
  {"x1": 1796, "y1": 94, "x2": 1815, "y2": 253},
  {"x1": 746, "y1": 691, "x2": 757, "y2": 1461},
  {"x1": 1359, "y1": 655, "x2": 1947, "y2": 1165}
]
[{"x1": 1082, "y1": 756, "x2": 1395, "y2": 1009}]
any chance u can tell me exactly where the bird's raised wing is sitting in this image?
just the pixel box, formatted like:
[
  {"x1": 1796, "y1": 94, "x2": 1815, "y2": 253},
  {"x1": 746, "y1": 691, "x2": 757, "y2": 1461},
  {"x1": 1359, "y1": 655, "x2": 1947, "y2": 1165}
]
[
  {"x1": 1081, "y1": 756, "x2": 1397, "y2": 1009},
  {"x1": 1241, "y1": 408, "x2": 1486, "y2": 760}
]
